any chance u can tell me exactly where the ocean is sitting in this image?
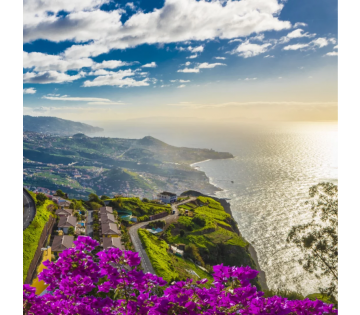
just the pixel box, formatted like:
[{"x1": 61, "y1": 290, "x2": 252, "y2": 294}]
[{"x1": 92, "y1": 120, "x2": 338, "y2": 295}]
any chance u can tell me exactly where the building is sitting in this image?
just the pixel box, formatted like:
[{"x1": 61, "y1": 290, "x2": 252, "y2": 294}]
[
  {"x1": 157, "y1": 191, "x2": 177, "y2": 204},
  {"x1": 99, "y1": 206, "x2": 113, "y2": 215},
  {"x1": 103, "y1": 237, "x2": 125, "y2": 250},
  {"x1": 101, "y1": 213, "x2": 117, "y2": 224},
  {"x1": 101, "y1": 222, "x2": 121, "y2": 238},
  {"x1": 58, "y1": 216, "x2": 77, "y2": 234},
  {"x1": 55, "y1": 208, "x2": 73, "y2": 217},
  {"x1": 51, "y1": 235, "x2": 74, "y2": 252}
]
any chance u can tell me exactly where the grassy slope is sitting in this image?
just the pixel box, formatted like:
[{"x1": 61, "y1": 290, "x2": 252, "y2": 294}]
[
  {"x1": 114, "y1": 197, "x2": 171, "y2": 219},
  {"x1": 166, "y1": 196, "x2": 257, "y2": 274},
  {"x1": 23, "y1": 196, "x2": 53, "y2": 283},
  {"x1": 138, "y1": 229, "x2": 213, "y2": 285}
]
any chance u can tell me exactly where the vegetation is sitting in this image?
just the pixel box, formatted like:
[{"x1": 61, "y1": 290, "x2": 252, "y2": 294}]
[
  {"x1": 23, "y1": 195, "x2": 54, "y2": 283},
  {"x1": 287, "y1": 183, "x2": 338, "y2": 299},
  {"x1": 164, "y1": 196, "x2": 259, "y2": 288},
  {"x1": 138, "y1": 229, "x2": 213, "y2": 285}
]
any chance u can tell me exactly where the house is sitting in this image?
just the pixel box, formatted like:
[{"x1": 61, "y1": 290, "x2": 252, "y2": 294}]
[
  {"x1": 55, "y1": 208, "x2": 73, "y2": 217},
  {"x1": 58, "y1": 216, "x2": 77, "y2": 234},
  {"x1": 101, "y1": 213, "x2": 117, "y2": 224},
  {"x1": 100, "y1": 206, "x2": 113, "y2": 215},
  {"x1": 157, "y1": 191, "x2": 177, "y2": 204},
  {"x1": 101, "y1": 222, "x2": 121, "y2": 238},
  {"x1": 51, "y1": 235, "x2": 74, "y2": 252},
  {"x1": 103, "y1": 237, "x2": 125, "y2": 250}
]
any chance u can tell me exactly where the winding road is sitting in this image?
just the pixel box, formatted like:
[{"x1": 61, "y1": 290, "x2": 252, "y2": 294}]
[
  {"x1": 23, "y1": 188, "x2": 36, "y2": 230},
  {"x1": 129, "y1": 197, "x2": 196, "y2": 274}
]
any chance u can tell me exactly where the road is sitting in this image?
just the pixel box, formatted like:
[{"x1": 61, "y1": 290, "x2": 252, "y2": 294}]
[
  {"x1": 23, "y1": 189, "x2": 36, "y2": 230},
  {"x1": 128, "y1": 197, "x2": 196, "y2": 274},
  {"x1": 86, "y1": 210, "x2": 94, "y2": 237}
]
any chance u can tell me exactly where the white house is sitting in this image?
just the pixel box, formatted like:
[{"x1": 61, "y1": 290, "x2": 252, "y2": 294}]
[{"x1": 157, "y1": 191, "x2": 177, "y2": 204}]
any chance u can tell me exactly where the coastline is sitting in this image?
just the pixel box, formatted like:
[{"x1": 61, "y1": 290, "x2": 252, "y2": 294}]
[{"x1": 189, "y1": 159, "x2": 269, "y2": 291}]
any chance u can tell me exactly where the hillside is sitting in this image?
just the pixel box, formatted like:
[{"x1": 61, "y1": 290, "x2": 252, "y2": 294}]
[
  {"x1": 23, "y1": 116, "x2": 103, "y2": 136},
  {"x1": 23, "y1": 132, "x2": 233, "y2": 198}
]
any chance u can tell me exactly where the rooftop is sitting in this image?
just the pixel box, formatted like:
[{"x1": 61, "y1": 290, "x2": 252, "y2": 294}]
[
  {"x1": 101, "y1": 222, "x2": 120, "y2": 235},
  {"x1": 58, "y1": 215, "x2": 77, "y2": 228},
  {"x1": 51, "y1": 235, "x2": 74, "y2": 252},
  {"x1": 103, "y1": 237, "x2": 125, "y2": 250}
]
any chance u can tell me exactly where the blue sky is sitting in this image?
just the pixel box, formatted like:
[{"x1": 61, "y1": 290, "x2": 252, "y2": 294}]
[{"x1": 23, "y1": 0, "x2": 338, "y2": 123}]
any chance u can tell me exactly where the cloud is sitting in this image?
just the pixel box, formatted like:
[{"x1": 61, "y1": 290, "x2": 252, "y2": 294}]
[
  {"x1": 279, "y1": 29, "x2": 316, "y2": 43},
  {"x1": 23, "y1": 51, "x2": 94, "y2": 72},
  {"x1": 177, "y1": 68, "x2": 200, "y2": 73},
  {"x1": 125, "y1": 2, "x2": 136, "y2": 10},
  {"x1": 42, "y1": 95, "x2": 112, "y2": 102},
  {"x1": 188, "y1": 45, "x2": 204, "y2": 53},
  {"x1": 177, "y1": 84, "x2": 186, "y2": 88},
  {"x1": 214, "y1": 57, "x2": 226, "y2": 60},
  {"x1": 325, "y1": 51, "x2": 338, "y2": 56},
  {"x1": 23, "y1": 87, "x2": 36, "y2": 94},
  {"x1": 28, "y1": 0, "x2": 290, "y2": 59},
  {"x1": 293, "y1": 22, "x2": 308, "y2": 28},
  {"x1": 249, "y1": 34, "x2": 265, "y2": 42},
  {"x1": 82, "y1": 69, "x2": 149, "y2": 87},
  {"x1": 23, "y1": 71, "x2": 84, "y2": 84},
  {"x1": 185, "y1": 61, "x2": 191, "y2": 66},
  {"x1": 334, "y1": 45, "x2": 338, "y2": 49},
  {"x1": 264, "y1": 55, "x2": 274, "y2": 58},
  {"x1": 92, "y1": 60, "x2": 136, "y2": 70},
  {"x1": 170, "y1": 79, "x2": 191, "y2": 83},
  {"x1": 283, "y1": 37, "x2": 333, "y2": 51},
  {"x1": 244, "y1": 77, "x2": 257, "y2": 81},
  {"x1": 187, "y1": 54, "x2": 198, "y2": 59},
  {"x1": 141, "y1": 62, "x2": 157, "y2": 68},
  {"x1": 178, "y1": 62, "x2": 226, "y2": 73},
  {"x1": 231, "y1": 40, "x2": 271, "y2": 58}
]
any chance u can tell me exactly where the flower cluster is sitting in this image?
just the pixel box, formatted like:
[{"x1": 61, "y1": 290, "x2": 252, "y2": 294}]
[{"x1": 23, "y1": 236, "x2": 337, "y2": 315}]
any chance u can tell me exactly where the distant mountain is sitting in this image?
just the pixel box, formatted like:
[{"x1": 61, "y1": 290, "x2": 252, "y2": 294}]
[{"x1": 23, "y1": 116, "x2": 104, "y2": 136}]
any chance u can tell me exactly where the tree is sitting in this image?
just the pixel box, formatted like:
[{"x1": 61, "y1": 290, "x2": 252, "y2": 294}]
[
  {"x1": 36, "y1": 193, "x2": 47, "y2": 207},
  {"x1": 89, "y1": 193, "x2": 104, "y2": 206},
  {"x1": 56, "y1": 189, "x2": 66, "y2": 198},
  {"x1": 67, "y1": 226, "x2": 75, "y2": 235},
  {"x1": 180, "y1": 229, "x2": 185, "y2": 237},
  {"x1": 101, "y1": 195, "x2": 111, "y2": 200},
  {"x1": 287, "y1": 182, "x2": 338, "y2": 298}
]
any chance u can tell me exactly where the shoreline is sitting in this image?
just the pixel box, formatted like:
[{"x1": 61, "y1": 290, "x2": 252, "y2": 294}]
[{"x1": 190, "y1": 159, "x2": 269, "y2": 291}]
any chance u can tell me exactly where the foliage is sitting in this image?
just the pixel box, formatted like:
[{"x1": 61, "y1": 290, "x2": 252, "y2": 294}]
[
  {"x1": 100, "y1": 195, "x2": 111, "y2": 200},
  {"x1": 264, "y1": 289, "x2": 305, "y2": 301},
  {"x1": 88, "y1": 193, "x2": 104, "y2": 206},
  {"x1": 56, "y1": 190, "x2": 66, "y2": 198},
  {"x1": 36, "y1": 193, "x2": 47, "y2": 207},
  {"x1": 24, "y1": 236, "x2": 337, "y2": 315},
  {"x1": 23, "y1": 199, "x2": 53, "y2": 282},
  {"x1": 287, "y1": 183, "x2": 338, "y2": 298},
  {"x1": 68, "y1": 227, "x2": 75, "y2": 236}
]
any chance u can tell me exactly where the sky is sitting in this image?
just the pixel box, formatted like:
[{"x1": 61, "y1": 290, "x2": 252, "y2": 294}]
[{"x1": 23, "y1": 0, "x2": 338, "y2": 124}]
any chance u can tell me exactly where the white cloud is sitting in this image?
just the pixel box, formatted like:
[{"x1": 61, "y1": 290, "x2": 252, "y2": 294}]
[
  {"x1": 229, "y1": 38, "x2": 243, "y2": 43},
  {"x1": 312, "y1": 37, "x2": 330, "y2": 48},
  {"x1": 185, "y1": 61, "x2": 191, "y2": 66},
  {"x1": 30, "y1": 0, "x2": 291, "y2": 59},
  {"x1": 188, "y1": 45, "x2": 204, "y2": 53},
  {"x1": 178, "y1": 62, "x2": 225, "y2": 73},
  {"x1": 142, "y1": 62, "x2": 157, "y2": 68},
  {"x1": 82, "y1": 69, "x2": 149, "y2": 87},
  {"x1": 214, "y1": 57, "x2": 226, "y2": 60},
  {"x1": 334, "y1": 45, "x2": 338, "y2": 49},
  {"x1": 92, "y1": 60, "x2": 136, "y2": 70},
  {"x1": 23, "y1": 87, "x2": 36, "y2": 94},
  {"x1": 125, "y1": 2, "x2": 136, "y2": 10},
  {"x1": 249, "y1": 34, "x2": 265, "y2": 42},
  {"x1": 329, "y1": 38, "x2": 337, "y2": 44},
  {"x1": 279, "y1": 29, "x2": 316, "y2": 43},
  {"x1": 23, "y1": 71, "x2": 84, "y2": 84},
  {"x1": 23, "y1": 51, "x2": 93, "y2": 72},
  {"x1": 179, "y1": 79, "x2": 190, "y2": 83},
  {"x1": 293, "y1": 22, "x2": 308, "y2": 28},
  {"x1": 42, "y1": 95, "x2": 112, "y2": 102},
  {"x1": 177, "y1": 68, "x2": 200, "y2": 73},
  {"x1": 325, "y1": 51, "x2": 338, "y2": 57},
  {"x1": 264, "y1": 55, "x2": 274, "y2": 58},
  {"x1": 283, "y1": 43, "x2": 309, "y2": 51},
  {"x1": 187, "y1": 54, "x2": 198, "y2": 59},
  {"x1": 177, "y1": 84, "x2": 186, "y2": 88},
  {"x1": 232, "y1": 40, "x2": 271, "y2": 58},
  {"x1": 244, "y1": 77, "x2": 257, "y2": 81}
]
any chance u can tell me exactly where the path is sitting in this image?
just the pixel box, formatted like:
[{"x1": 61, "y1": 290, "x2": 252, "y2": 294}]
[
  {"x1": 128, "y1": 197, "x2": 196, "y2": 274},
  {"x1": 23, "y1": 188, "x2": 36, "y2": 230}
]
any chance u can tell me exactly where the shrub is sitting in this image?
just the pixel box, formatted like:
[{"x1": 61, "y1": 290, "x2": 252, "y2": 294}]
[{"x1": 23, "y1": 236, "x2": 338, "y2": 315}]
